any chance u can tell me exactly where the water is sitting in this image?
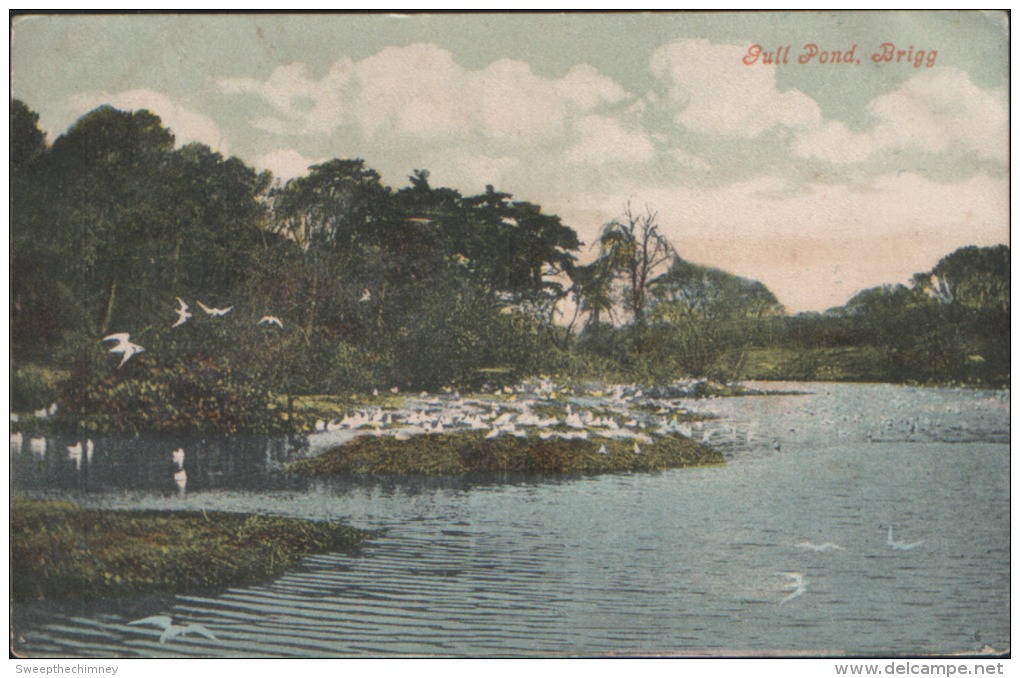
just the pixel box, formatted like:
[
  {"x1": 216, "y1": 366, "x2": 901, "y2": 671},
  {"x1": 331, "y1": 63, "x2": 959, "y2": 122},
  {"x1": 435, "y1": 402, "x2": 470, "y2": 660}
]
[{"x1": 10, "y1": 383, "x2": 1009, "y2": 657}]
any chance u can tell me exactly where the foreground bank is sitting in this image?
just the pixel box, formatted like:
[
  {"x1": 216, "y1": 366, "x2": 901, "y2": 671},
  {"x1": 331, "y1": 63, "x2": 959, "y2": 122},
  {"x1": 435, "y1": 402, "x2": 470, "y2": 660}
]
[{"x1": 10, "y1": 498, "x2": 368, "y2": 603}]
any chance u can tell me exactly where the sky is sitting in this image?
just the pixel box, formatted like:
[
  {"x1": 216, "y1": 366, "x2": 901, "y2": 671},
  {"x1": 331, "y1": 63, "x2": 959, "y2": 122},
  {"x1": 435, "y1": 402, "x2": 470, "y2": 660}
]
[{"x1": 10, "y1": 11, "x2": 1010, "y2": 313}]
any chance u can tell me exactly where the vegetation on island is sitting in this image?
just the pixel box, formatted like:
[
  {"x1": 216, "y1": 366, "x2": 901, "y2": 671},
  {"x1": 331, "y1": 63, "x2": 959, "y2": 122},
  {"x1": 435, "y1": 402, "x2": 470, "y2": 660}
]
[
  {"x1": 288, "y1": 432, "x2": 723, "y2": 477},
  {"x1": 10, "y1": 498, "x2": 368, "y2": 602},
  {"x1": 10, "y1": 99, "x2": 1010, "y2": 437}
]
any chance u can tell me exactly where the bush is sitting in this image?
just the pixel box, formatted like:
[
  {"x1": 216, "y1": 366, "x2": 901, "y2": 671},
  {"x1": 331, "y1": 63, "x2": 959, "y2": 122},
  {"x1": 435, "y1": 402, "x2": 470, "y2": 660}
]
[
  {"x1": 10, "y1": 363, "x2": 64, "y2": 412},
  {"x1": 59, "y1": 349, "x2": 282, "y2": 434}
]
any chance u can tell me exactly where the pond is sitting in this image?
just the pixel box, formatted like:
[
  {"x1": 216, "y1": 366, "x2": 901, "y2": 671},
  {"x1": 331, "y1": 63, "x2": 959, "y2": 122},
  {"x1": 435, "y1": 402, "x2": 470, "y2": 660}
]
[{"x1": 10, "y1": 382, "x2": 1010, "y2": 657}]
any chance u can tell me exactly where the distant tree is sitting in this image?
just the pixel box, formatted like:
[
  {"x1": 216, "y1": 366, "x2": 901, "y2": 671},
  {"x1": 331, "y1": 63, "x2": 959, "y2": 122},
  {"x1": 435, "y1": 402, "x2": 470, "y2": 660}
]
[
  {"x1": 568, "y1": 259, "x2": 617, "y2": 336},
  {"x1": 595, "y1": 204, "x2": 675, "y2": 325},
  {"x1": 918, "y1": 245, "x2": 1010, "y2": 314},
  {"x1": 647, "y1": 257, "x2": 784, "y2": 376},
  {"x1": 651, "y1": 257, "x2": 784, "y2": 323}
]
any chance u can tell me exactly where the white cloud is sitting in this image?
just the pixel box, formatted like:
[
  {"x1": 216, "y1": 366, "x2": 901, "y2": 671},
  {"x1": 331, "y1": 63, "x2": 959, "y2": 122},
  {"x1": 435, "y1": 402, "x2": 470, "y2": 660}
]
[
  {"x1": 220, "y1": 61, "x2": 353, "y2": 135},
  {"x1": 650, "y1": 39, "x2": 821, "y2": 137},
  {"x1": 792, "y1": 121, "x2": 875, "y2": 165},
  {"x1": 68, "y1": 89, "x2": 228, "y2": 153},
  {"x1": 564, "y1": 115, "x2": 655, "y2": 165},
  {"x1": 218, "y1": 44, "x2": 628, "y2": 144},
  {"x1": 794, "y1": 69, "x2": 1008, "y2": 165},
  {"x1": 252, "y1": 148, "x2": 325, "y2": 181}
]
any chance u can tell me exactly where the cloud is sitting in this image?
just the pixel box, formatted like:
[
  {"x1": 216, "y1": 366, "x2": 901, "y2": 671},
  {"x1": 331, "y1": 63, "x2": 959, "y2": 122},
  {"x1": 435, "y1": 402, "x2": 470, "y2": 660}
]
[
  {"x1": 794, "y1": 69, "x2": 1008, "y2": 165},
  {"x1": 564, "y1": 115, "x2": 655, "y2": 165},
  {"x1": 68, "y1": 89, "x2": 228, "y2": 153},
  {"x1": 252, "y1": 148, "x2": 325, "y2": 181},
  {"x1": 218, "y1": 44, "x2": 628, "y2": 144},
  {"x1": 650, "y1": 39, "x2": 821, "y2": 137},
  {"x1": 219, "y1": 61, "x2": 353, "y2": 135}
]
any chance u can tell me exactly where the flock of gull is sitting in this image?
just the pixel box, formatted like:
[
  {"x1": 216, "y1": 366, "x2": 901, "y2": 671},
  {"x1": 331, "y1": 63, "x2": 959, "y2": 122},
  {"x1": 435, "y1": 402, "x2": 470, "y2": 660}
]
[
  {"x1": 102, "y1": 297, "x2": 285, "y2": 368},
  {"x1": 10, "y1": 377, "x2": 753, "y2": 499},
  {"x1": 778, "y1": 524, "x2": 925, "y2": 604},
  {"x1": 298, "y1": 378, "x2": 767, "y2": 461}
]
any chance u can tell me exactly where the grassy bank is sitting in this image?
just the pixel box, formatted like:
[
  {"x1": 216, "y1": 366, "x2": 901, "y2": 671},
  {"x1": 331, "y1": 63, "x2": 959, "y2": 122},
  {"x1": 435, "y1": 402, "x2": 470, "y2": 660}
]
[
  {"x1": 730, "y1": 346, "x2": 1008, "y2": 387},
  {"x1": 288, "y1": 431, "x2": 723, "y2": 477},
  {"x1": 10, "y1": 498, "x2": 368, "y2": 603}
]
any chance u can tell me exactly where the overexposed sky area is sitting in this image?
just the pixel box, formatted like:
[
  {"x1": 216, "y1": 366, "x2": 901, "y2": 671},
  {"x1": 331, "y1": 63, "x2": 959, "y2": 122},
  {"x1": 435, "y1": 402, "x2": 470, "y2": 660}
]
[{"x1": 11, "y1": 11, "x2": 1009, "y2": 312}]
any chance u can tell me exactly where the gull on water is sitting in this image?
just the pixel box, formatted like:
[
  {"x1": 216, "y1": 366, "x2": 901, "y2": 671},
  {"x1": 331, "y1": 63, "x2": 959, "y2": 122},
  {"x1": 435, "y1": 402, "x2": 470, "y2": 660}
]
[
  {"x1": 796, "y1": 541, "x2": 844, "y2": 552},
  {"x1": 67, "y1": 441, "x2": 83, "y2": 470},
  {"x1": 102, "y1": 333, "x2": 145, "y2": 368},
  {"x1": 172, "y1": 297, "x2": 192, "y2": 328},
  {"x1": 258, "y1": 315, "x2": 283, "y2": 328},
  {"x1": 172, "y1": 447, "x2": 185, "y2": 470},
  {"x1": 174, "y1": 469, "x2": 187, "y2": 496},
  {"x1": 29, "y1": 437, "x2": 46, "y2": 459},
  {"x1": 886, "y1": 525, "x2": 925, "y2": 550},
  {"x1": 128, "y1": 616, "x2": 219, "y2": 645},
  {"x1": 777, "y1": 571, "x2": 807, "y2": 604},
  {"x1": 197, "y1": 301, "x2": 234, "y2": 317}
]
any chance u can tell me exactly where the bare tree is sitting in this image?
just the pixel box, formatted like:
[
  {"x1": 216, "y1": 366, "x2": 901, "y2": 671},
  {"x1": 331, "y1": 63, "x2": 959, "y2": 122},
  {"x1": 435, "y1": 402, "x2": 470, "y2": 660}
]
[{"x1": 596, "y1": 204, "x2": 676, "y2": 325}]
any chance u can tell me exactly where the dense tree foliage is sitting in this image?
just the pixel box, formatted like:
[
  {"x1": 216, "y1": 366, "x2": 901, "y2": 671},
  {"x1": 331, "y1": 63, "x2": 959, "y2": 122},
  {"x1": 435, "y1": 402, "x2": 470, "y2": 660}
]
[
  {"x1": 10, "y1": 100, "x2": 1009, "y2": 428},
  {"x1": 10, "y1": 102, "x2": 584, "y2": 425}
]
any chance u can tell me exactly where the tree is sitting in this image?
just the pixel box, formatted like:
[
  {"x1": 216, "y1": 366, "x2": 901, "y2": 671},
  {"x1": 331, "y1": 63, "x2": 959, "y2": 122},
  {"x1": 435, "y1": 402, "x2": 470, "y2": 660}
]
[
  {"x1": 595, "y1": 204, "x2": 675, "y2": 325},
  {"x1": 10, "y1": 99, "x2": 47, "y2": 171},
  {"x1": 10, "y1": 100, "x2": 76, "y2": 360},
  {"x1": 920, "y1": 245, "x2": 1010, "y2": 314},
  {"x1": 648, "y1": 257, "x2": 785, "y2": 376},
  {"x1": 568, "y1": 259, "x2": 617, "y2": 336},
  {"x1": 44, "y1": 106, "x2": 179, "y2": 334},
  {"x1": 271, "y1": 159, "x2": 394, "y2": 338},
  {"x1": 651, "y1": 257, "x2": 784, "y2": 323}
]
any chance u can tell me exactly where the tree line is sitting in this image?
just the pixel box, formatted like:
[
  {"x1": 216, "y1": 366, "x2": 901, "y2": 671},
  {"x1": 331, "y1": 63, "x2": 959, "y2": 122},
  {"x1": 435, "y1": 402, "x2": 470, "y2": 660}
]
[{"x1": 10, "y1": 100, "x2": 1009, "y2": 430}]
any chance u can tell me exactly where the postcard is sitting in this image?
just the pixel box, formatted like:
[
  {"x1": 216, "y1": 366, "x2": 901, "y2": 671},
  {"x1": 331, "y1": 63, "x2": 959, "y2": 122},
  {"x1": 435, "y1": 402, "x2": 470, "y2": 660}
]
[{"x1": 9, "y1": 11, "x2": 1009, "y2": 661}]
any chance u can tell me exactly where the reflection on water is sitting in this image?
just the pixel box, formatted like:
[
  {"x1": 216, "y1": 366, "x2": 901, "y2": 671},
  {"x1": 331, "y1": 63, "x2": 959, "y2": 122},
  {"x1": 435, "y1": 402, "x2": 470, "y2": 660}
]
[
  {"x1": 10, "y1": 432, "x2": 311, "y2": 495},
  {"x1": 10, "y1": 383, "x2": 1010, "y2": 657}
]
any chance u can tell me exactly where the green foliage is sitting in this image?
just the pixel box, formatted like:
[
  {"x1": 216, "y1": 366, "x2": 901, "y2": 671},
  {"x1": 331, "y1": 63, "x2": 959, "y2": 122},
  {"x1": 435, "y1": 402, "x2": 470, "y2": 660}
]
[
  {"x1": 11, "y1": 364, "x2": 65, "y2": 413},
  {"x1": 55, "y1": 321, "x2": 287, "y2": 434},
  {"x1": 385, "y1": 286, "x2": 550, "y2": 389},
  {"x1": 10, "y1": 498, "x2": 367, "y2": 602},
  {"x1": 10, "y1": 99, "x2": 47, "y2": 171}
]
